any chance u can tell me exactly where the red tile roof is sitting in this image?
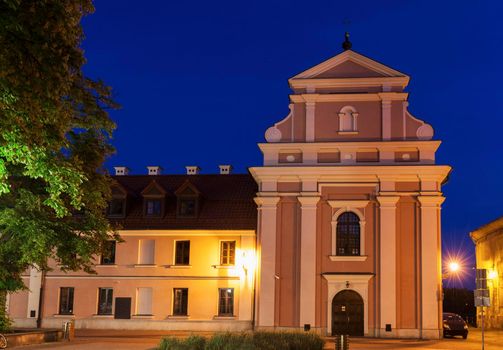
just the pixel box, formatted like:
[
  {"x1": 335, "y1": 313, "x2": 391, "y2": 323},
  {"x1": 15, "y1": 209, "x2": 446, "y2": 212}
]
[{"x1": 110, "y1": 174, "x2": 257, "y2": 231}]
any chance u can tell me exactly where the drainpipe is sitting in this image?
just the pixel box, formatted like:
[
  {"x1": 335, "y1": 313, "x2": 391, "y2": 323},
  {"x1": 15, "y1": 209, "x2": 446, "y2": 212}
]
[{"x1": 36, "y1": 269, "x2": 46, "y2": 328}]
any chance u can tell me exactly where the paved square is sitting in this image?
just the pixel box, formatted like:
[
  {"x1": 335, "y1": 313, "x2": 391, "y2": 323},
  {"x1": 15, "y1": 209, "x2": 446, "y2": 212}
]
[{"x1": 13, "y1": 328, "x2": 503, "y2": 350}]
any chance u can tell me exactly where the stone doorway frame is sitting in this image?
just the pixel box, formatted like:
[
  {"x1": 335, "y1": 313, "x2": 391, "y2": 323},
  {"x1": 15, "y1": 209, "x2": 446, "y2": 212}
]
[{"x1": 323, "y1": 274, "x2": 373, "y2": 336}]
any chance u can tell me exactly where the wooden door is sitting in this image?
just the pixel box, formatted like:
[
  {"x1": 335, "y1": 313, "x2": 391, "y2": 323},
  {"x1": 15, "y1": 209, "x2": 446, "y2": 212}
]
[
  {"x1": 331, "y1": 290, "x2": 364, "y2": 336},
  {"x1": 114, "y1": 297, "x2": 131, "y2": 319}
]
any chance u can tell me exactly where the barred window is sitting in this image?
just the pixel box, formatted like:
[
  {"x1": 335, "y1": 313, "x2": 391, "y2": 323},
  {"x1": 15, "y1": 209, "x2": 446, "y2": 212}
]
[{"x1": 336, "y1": 212, "x2": 360, "y2": 256}]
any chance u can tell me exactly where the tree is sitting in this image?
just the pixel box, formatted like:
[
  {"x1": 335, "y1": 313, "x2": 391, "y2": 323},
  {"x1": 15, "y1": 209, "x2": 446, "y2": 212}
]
[{"x1": 0, "y1": 0, "x2": 118, "y2": 330}]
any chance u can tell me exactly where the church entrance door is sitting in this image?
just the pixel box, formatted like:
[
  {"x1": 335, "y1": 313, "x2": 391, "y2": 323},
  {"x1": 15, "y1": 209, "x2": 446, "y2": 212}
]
[{"x1": 331, "y1": 290, "x2": 364, "y2": 336}]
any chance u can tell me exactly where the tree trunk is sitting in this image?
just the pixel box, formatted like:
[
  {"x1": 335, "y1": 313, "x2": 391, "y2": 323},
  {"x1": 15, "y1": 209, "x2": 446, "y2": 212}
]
[{"x1": 0, "y1": 290, "x2": 11, "y2": 332}]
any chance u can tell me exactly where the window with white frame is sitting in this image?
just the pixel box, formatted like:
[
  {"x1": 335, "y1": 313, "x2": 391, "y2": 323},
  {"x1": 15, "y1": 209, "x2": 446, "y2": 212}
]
[
  {"x1": 136, "y1": 287, "x2": 153, "y2": 315},
  {"x1": 338, "y1": 106, "x2": 358, "y2": 132},
  {"x1": 139, "y1": 239, "x2": 155, "y2": 265}
]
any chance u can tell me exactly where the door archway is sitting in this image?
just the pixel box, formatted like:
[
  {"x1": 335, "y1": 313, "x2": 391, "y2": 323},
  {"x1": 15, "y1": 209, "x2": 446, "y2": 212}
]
[{"x1": 331, "y1": 289, "x2": 364, "y2": 336}]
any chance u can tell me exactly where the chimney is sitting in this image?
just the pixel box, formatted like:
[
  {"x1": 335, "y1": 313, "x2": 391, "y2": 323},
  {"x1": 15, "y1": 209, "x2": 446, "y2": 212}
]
[
  {"x1": 219, "y1": 165, "x2": 232, "y2": 175},
  {"x1": 114, "y1": 166, "x2": 129, "y2": 176},
  {"x1": 147, "y1": 166, "x2": 162, "y2": 175},
  {"x1": 185, "y1": 166, "x2": 200, "y2": 175}
]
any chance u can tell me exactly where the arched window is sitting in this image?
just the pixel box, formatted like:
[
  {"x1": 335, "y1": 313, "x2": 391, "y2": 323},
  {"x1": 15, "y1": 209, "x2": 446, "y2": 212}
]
[
  {"x1": 338, "y1": 106, "x2": 358, "y2": 132},
  {"x1": 336, "y1": 212, "x2": 360, "y2": 256}
]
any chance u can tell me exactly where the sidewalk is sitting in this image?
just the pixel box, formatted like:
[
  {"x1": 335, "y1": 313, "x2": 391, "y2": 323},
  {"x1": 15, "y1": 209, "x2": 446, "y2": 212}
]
[{"x1": 12, "y1": 327, "x2": 503, "y2": 350}]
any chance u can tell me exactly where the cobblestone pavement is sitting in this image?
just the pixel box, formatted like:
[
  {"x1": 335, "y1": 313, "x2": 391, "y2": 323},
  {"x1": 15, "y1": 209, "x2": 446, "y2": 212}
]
[{"x1": 11, "y1": 328, "x2": 503, "y2": 350}]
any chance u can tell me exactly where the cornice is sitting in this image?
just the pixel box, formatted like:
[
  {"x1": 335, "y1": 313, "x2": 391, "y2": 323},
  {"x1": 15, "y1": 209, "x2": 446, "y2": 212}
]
[
  {"x1": 289, "y1": 76, "x2": 409, "y2": 89},
  {"x1": 297, "y1": 196, "x2": 321, "y2": 207},
  {"x1": 258, "y1": 140, "x2": 442, "y2": 152},
  {"x1": 289, "y1": 92, "x2": 408, "y2": 103},
  {"x1": 249, "y1": 165, "x2": 451, "y2": 184},
  {"x1": 376, "y1": 196, "x2": 400, "y2": 206},
  {"x1": 328, "y1": 200, "x2": 369, "y2": 208}
]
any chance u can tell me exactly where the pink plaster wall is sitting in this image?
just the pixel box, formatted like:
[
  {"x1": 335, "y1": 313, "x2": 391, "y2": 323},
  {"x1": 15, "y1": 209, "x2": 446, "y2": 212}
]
[{"x1": 315, "y1": 102, "x2": 382, "y2": 141}]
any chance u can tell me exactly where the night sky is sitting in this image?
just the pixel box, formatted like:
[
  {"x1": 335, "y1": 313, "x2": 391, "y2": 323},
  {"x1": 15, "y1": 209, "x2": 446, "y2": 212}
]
[{"x1": 81, "y1": 1, "x2": 503, "y2": 289}]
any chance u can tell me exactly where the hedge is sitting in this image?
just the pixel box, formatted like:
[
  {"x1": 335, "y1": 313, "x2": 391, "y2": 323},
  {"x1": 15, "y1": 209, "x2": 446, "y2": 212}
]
[{"x1": 158, "y1": 331, "x2": 324, "y2": 350}]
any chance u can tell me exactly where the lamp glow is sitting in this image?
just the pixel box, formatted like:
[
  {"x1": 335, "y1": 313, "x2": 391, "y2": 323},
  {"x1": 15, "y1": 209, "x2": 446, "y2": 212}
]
[
  {"x1": 448, "y1": 261, "x2": 460, "y2": 273},
  {"x1": 488, "y1": 270, "x2": 497, "y2": 280}
]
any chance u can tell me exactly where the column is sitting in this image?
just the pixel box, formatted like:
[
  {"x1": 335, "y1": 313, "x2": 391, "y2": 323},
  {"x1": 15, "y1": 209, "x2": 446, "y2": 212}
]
[
  {"x1": 254, "y1": 196, "x2": 280, "y2": 328},
  {"x1": 418, "y1": 195, "x2": 445, "y2": 339},
  {"x1": 297, "y1": 196, "x2": 320, "y2": 328},
  {"x1": 377, "y1": 196, "x2": 399, "y2": 336}
]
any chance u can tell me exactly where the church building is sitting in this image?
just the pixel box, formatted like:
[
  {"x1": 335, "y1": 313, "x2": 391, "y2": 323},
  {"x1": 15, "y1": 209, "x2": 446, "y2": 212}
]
[
  {"x1": 8, "y1": 37, "x2": 450, "y2": 339},
  {"x1": 251, "y1": 36, "x2": 451, "y2": 339}
]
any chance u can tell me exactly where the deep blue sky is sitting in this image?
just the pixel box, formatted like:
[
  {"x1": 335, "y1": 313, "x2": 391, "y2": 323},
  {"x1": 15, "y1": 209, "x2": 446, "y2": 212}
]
[{"x1": 82, "y1": 1, "x2": 503, "y2": 288}]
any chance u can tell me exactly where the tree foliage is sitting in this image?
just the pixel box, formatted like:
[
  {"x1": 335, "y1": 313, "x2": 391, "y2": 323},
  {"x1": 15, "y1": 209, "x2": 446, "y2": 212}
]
[{"x1": 0, "y1": 0, "x2": 119, "y2": 327}]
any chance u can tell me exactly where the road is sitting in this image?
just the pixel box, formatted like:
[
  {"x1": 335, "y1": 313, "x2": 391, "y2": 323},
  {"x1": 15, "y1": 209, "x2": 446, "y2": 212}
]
[{"x1": 13, "y1": 328, "x2": 503, "y2": 350}]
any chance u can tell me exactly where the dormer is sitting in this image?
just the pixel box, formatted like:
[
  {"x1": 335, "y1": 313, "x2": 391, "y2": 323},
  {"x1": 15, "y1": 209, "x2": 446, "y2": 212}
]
[
  {"x1": 141, "y1": 180, "x2": 167, "y2": 217},
  {"x1": 175, "y1": 181, "x2": 201, "y2": 218},
  {"x1": 108, "y1": 182, "x2": 128, "y2": 218}
]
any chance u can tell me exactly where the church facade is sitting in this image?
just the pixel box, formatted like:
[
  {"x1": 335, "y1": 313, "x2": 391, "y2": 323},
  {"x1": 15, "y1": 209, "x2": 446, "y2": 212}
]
[
  {"x1": 250, "y1": 46, "x2": 450, "y2": 339},
  {"x1": 8, "y1": 43, "x2": 450, "y2": 339}
]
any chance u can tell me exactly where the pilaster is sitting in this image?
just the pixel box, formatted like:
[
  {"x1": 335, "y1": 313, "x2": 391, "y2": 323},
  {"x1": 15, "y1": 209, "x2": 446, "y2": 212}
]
[
  {"x1": 254, "y1": 196, "x2": 280, "y2": 328},
  {"x1": 26, "y1": 266, "x2": 42, "y2": 320},
  {"x1": 297, "y1": 196, "x2": 320, "y2": 328},
  {"x1": 418, "y1": 195, "x2": 445, "y2": 339},
  {"x1": 381, "y1": 100, "x2": 392, "y2": 140},
  {"x1": 377, "y1": 195, "x2": 399, "y2": 336},
  {"x1": 306, "y1": 102, "x2": 316, "y2": 142}
]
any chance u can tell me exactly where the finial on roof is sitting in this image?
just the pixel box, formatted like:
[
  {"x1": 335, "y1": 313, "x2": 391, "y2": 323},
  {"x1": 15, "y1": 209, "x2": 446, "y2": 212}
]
[{"x1": 342, "y1": 32, "x2": 352, "y2": 51}]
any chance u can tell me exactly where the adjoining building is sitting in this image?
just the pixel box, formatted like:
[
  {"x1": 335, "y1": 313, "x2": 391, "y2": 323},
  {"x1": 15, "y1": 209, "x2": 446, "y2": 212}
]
[
  {"x1": 8, "y1": 37, "x2": 451, "y2": 339},
  {"x1": 471, "y1": 216, "x2": 503, "y2": 329},
  {"x1": 8, "y1": 167, "x2": 258, "y2": 331}
]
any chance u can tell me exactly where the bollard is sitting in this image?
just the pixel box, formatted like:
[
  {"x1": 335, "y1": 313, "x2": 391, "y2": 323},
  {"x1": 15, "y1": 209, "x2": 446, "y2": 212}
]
[{"x1": 334, "y1": 334, "x2": 349, "y2": 350}]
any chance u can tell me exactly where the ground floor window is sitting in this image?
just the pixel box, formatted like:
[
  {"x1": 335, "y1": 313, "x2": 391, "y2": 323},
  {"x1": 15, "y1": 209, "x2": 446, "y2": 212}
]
[
  {"x1": 218, "y1": 288, "x2": 234, "y2": 316},
  {"x1": 136, "y1": 287, "x2": 153, "y2": 315},
  {"x1": 173, "y1": 288, "x2": 188, "y2": 316},
  {"x1": 59, "y1": 287, "x2": 74, "y2": 315},
  {"x1": 98, "y1": 288, "x2": 113, "y2": 315}
]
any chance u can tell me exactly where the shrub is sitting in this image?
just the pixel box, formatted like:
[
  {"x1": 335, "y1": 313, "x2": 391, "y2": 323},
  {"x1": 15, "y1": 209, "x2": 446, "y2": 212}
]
[{"x1": 158, "y1": 331, "x2": 324, "y2": 350}]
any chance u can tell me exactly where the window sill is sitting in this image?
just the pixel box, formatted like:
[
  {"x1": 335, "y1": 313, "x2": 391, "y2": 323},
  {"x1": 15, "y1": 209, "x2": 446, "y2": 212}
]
[
  {"x1": 165, "y1": 265, "x2": 192, "y2": 269},
  {"x1": 338, "y1": 131, "x2": 358, "y2": 135},
  {"x1": 213, "y1": 315, "x2": 236, "y2": 320},
  {"x1": 167, "y1": 315, "x2": 189, "y2": 320},
  {"x1": 133, "y1": 264, "x2": 157, "y2": 268},
  {"x1": 53, "y1": 314, "x2": 75, "y2": 318},
  {"x1": 329, "y1": 255, "x2": 368, "y2": 262},
  {"x1": 96, "y1": 264, "x2": 118, "y2": 267},
  {"x1": 212, "y1": 265, "x2": 235, "y2": 269},
  {"x1": 132, "y1": 314, "x2": 154, "y2": 319},
  {"x1": 92, "y1": 314, "x2": 113, "y2": 318}
]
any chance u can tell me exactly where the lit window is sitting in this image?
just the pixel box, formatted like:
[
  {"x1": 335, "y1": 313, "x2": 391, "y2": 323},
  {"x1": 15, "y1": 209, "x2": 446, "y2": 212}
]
[
  {"x1": 220, "y1": 241, "x2": 236, "y2": 265},
  {"x1": 59, "y1": 287, "x2": 74, "y2": 315},
  {"x1": 97, "y1": 288, "x2": 113, "y2": 315},
  {"x1": 173, "y1": 288, "x2": 188, "y2": 316},
  {"x1": 218, "y1": 288, "x2": 234, "y2": 316}
]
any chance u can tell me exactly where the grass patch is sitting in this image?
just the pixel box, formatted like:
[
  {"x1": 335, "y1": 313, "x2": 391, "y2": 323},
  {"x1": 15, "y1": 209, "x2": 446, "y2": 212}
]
[{"x1": 158, "y1": 332, "x2": 324, "y2": 350}]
